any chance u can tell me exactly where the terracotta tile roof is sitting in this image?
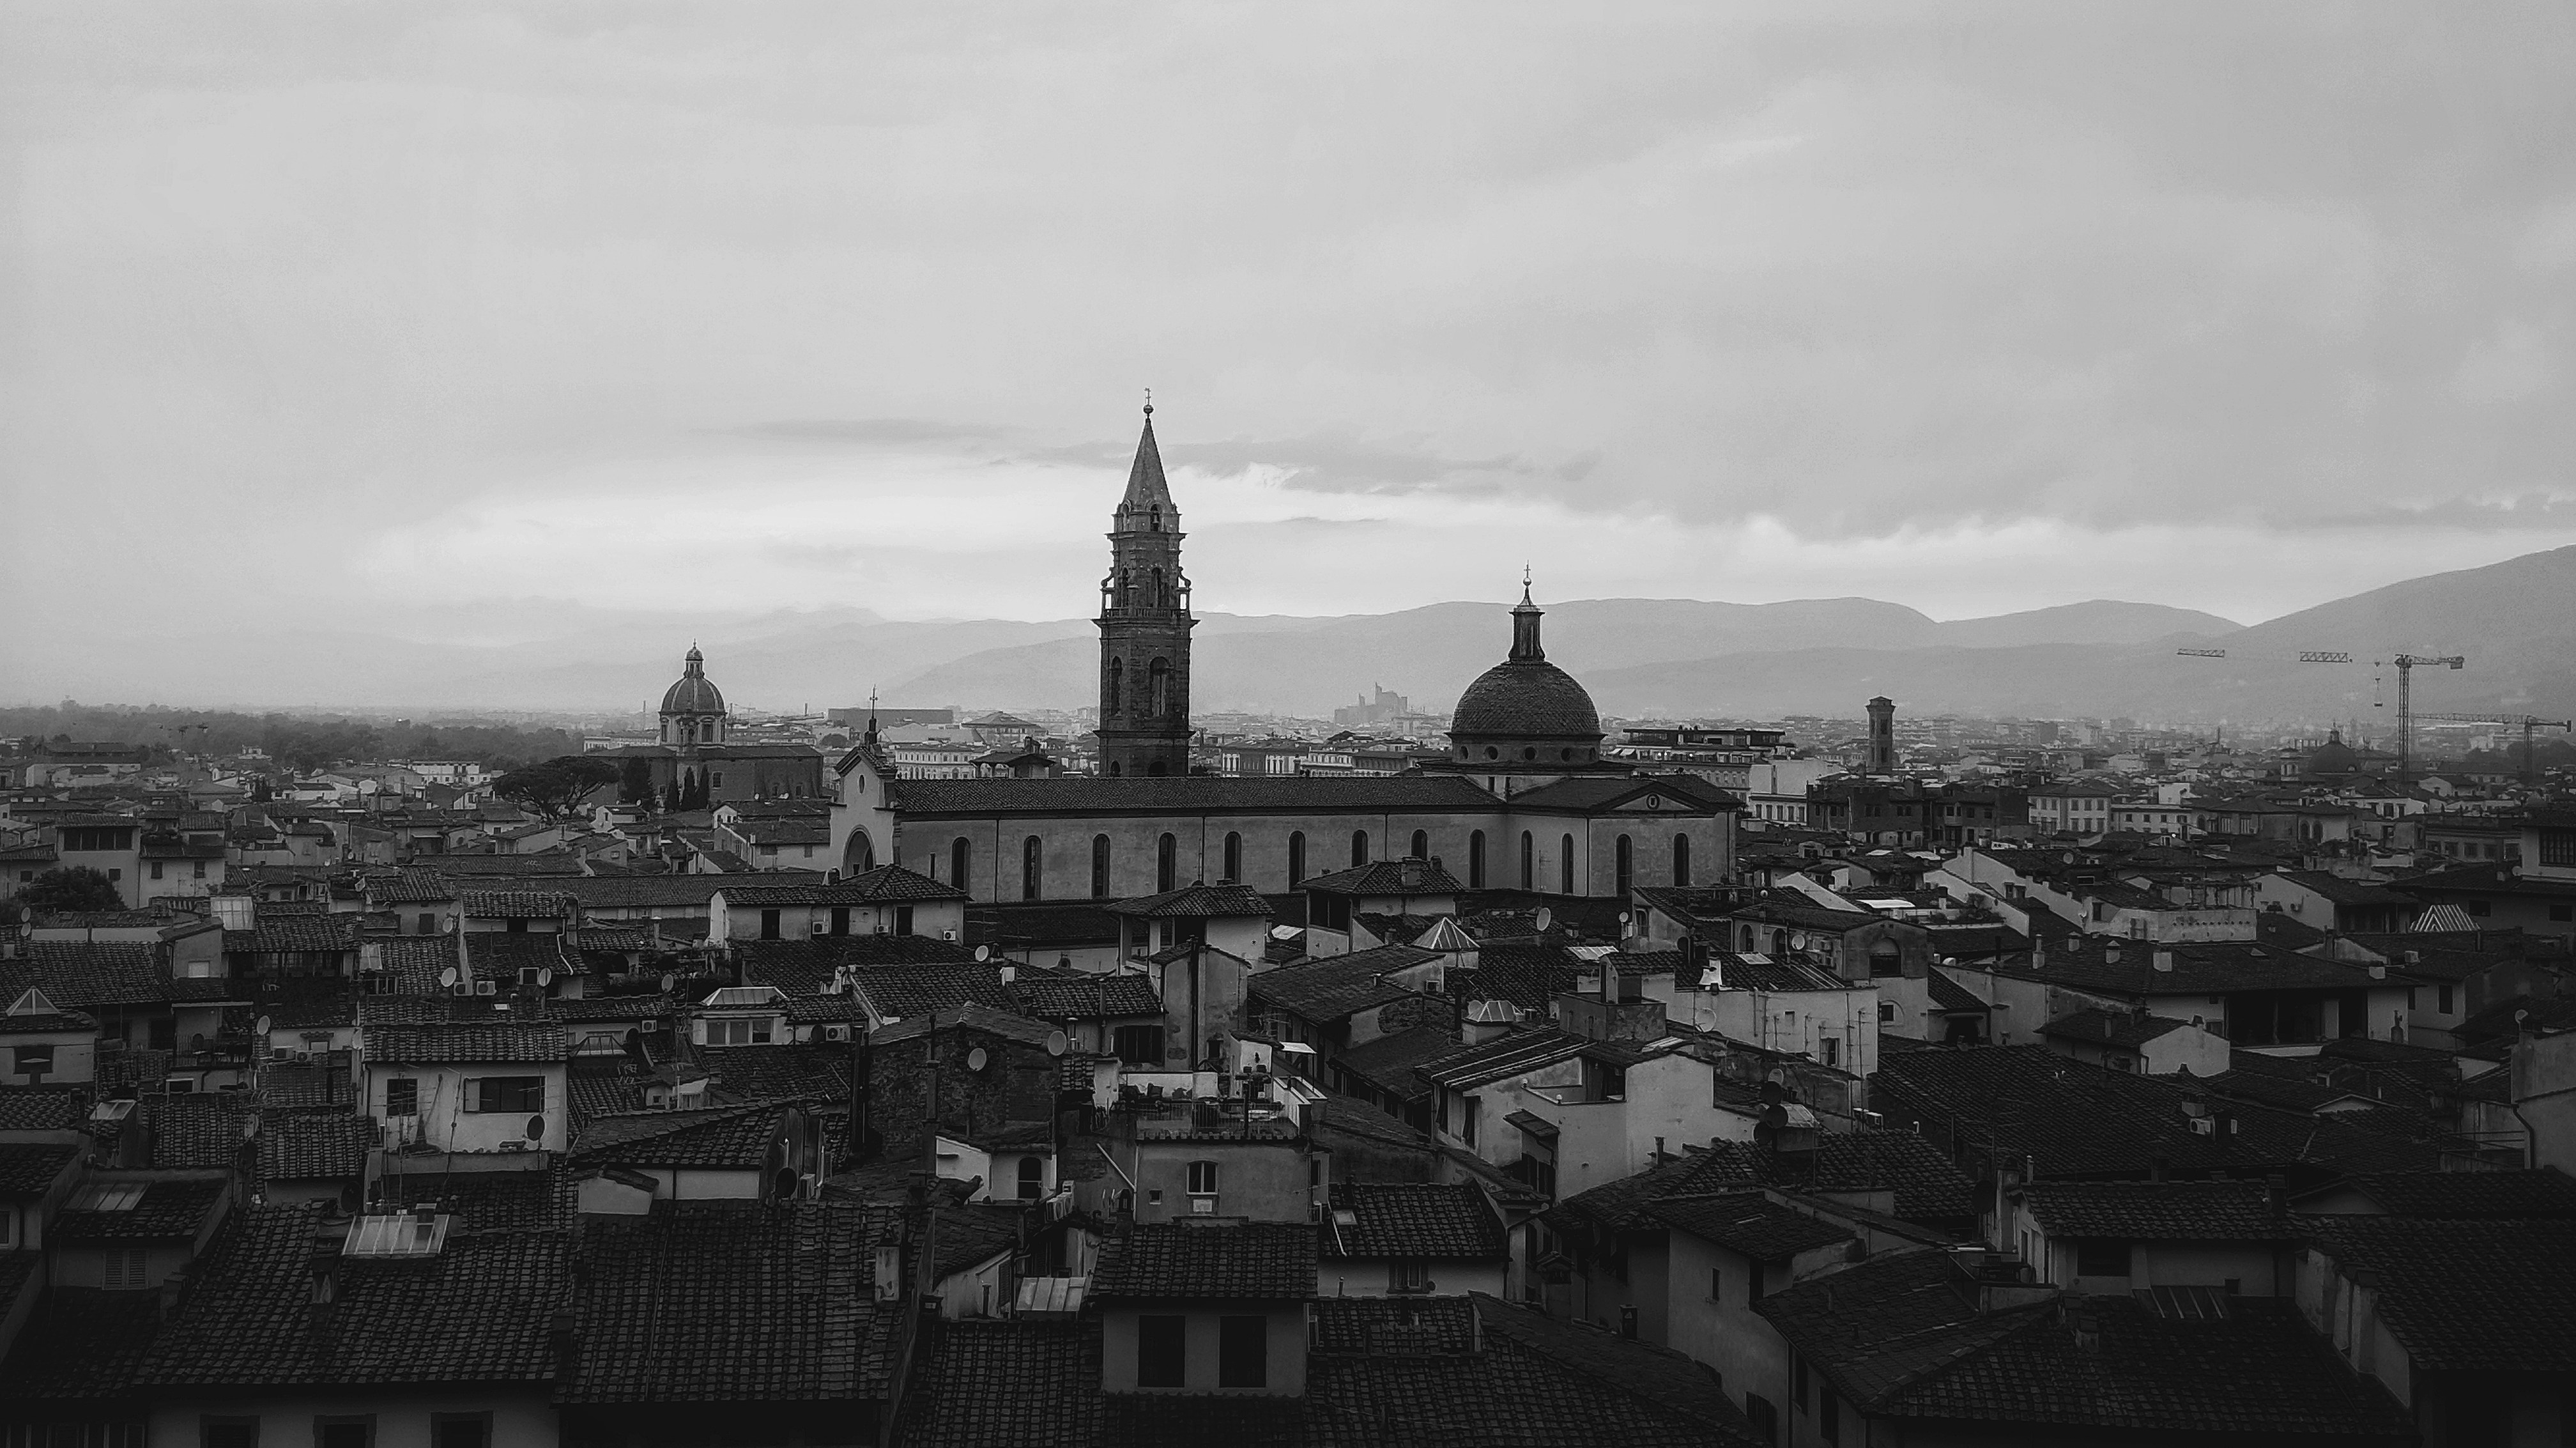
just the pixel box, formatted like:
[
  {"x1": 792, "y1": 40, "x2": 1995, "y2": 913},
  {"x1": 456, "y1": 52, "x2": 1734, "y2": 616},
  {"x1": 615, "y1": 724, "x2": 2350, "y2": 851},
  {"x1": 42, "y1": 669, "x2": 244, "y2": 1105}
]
[
  {"x1": 1643, "y1": 1193, "x2": 1855, "y2": 1261},
  {"x1": 1414, "y1": 1028, "x2": 1592, "y2": 1091},
  {"x1": 2308, "y1": 1215, "x2": 2576, "y2": 1371},
  {"x1": 899, "y1": 1319, "x2": 1096, "y2": 1448},
  {"x1": 377, "y1": 1166, "x2": 571, "y2": 1232},
  {"x1": 571, "y1": 1104, "x2": 788, "y2": 1169},
  {"x1": 1460, "y1": 1294, "x2": 1760, "y2": 1444},
  {"x1": 1448, "y1": 942, "x2": 1583, "y2": 1012},
  {"x1": 1923, "y1": 967, "x2": 1989, "y2": 1013},
  {"x1": 0, "y1": 1088, "x2": 85, "y2": 1132},
  {"x1": 0, "y1": 1286, "x2": 164, "y2": 1402},
  {"x1": 137, "y1": 1205, "x2": 572, "y2": 1387},
  {"x1": 1092, "y1": 1222, "x2": 1317, "y2": 1300},
  {"x1": 844, "y1": 963, "x2": 1016, "y2": 1023},
  {"x1": 716, "y1": 865, "x2": 967, "y2": 905},
  {"x1": 696, "y1": 1044, "x2": 852, "y2": 1105},
  {"x1": 1310, "y1": 1295, "x2": 1479, "y2": 1354},
  {"x1": 1327, "y1": 1024, "x2": 1459, "y2": 1105},
  {"x1": 732, "y1": 936, "x2": 984, "y2": 992},
  {"x1": 1677, "y1": 1135, "x2": 1976, "y2": 1228},
  {"x1": 1100, "y1": 881, "x2": 1276, "y2": 918},
  {"x1": 2308, "y1": 1168, "x2": 2576, "y2": 1219},
  {"x1": 556, "y1": 870, "x2": 827, "y2": 909},
  {"x1": 560, "y1": 1199, "x2": 897, "y2": 1404},
  {"x1": 1248, "y1": 948, "x2": 1434, "y2": 1024},
  {"x1": 1, "y1": 943, "x2": 167, "y2": 1009},
  {"x1": 2039, "y1": 1008, "x2": 2191, "y2": 1049},
  {"x1": 2018, "y1": 1181, "x2": 2295, "y2": 1240},
  {"x1": 57, "y1": 1178, "x2": 227, "y2": 1242},
  {"x1": 1296, "y1": 859, "x2": 1464, "y2": 897},
  {"x1": 140, "y1": 1095, "x2": 255, "y2": 1170},
  {"x1": 1008, "y1": 971, "x2": 1161, "y2": 1021},
  {"x1": 457, "y1": 890, "x2": 574, "y2": 918},
  {"x1": 0, "y1": 1144, "x2": 76, "y2": 1198},
  {"x1": 362, "y1": 869, "x2": 456, "y2": 904},
  {"x1": 224, "y1": 916, "x2": 364, "y2": 954},
  {"x1": 258, "y1": 1111, "x2": 375, "y2": 1181},
  {"x1": 366, "y1": 1021, "x2": 570, "y2": 1064},
  {"x1": 1323, "y1": 1182, "x2": 1506, "y2": 1260}
]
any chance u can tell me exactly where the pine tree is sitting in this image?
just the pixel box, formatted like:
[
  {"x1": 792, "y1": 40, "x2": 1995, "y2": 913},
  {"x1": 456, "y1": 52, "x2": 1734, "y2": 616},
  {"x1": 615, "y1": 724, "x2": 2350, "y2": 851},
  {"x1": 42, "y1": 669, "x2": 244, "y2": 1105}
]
[{"x1": 664, "y1": 774, "x2": 684, "y2": 813}]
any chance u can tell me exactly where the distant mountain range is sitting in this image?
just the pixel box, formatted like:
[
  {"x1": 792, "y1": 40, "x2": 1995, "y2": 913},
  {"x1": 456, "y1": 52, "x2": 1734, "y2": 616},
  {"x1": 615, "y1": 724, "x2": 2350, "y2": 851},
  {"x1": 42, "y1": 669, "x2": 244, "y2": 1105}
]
[{"x1": 12, "y1": 546, "x2": 2573, "y2": 728}]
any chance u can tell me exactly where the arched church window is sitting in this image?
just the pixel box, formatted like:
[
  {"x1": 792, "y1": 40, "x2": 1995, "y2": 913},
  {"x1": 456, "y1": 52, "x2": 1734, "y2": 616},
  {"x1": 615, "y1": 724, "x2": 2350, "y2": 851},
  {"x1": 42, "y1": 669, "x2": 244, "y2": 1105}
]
[
  {"x1": 951, "y1": 838, "x2": 971, "y2": 895},
  {"x1": 1149, "y1": 505, "x2": 1162, "y2": 532},
  {"x1": 1223, "y1": 832, "x2": 1243, "y2": 883},
  {"x1": 843, "y1": 829, "x2": 876, "y2": 875},
  {"x1": 1468, "y1": 831, "x2": 1486, "y2": 889},
  {"x1": 1157, "y1": 833, "x2": 1177, "y2": 893},
  {"x1": 1351, "y1": 831, "x2": 1369, "y2": 868},
  {"x1": 1410, "y1": 829, "x2": 1429, "y2": 861},
  {"x1": 1560, "y1": 834, "x2": 1575, "y2": 895},
  {"x1": 1672, "y1": 834, "x2": 1691, "y2": 887},
  {"x1": 1614, "y1": 835, "x2": 1633, "y2": 897},
  {"x1": 1287, "y1": 831, "x2": 1306, "y2": 887},
  {"x1": 1519, "y1": 832, "x2": 1534, "y2": 890},
  {"x1": 700, "y1": 720, "x2": 715, "y2": 744},
  {"x1": 1116, "y1": 569, "x2": 1131, "y2": 609},
  {"x1": 1023, "y1": 836, "x2": 1043, "y2": 901},
  {"x1": 1107, "y1": 659, "x2": 1123, "y2": 714},
  {"x1": 1149, "y1": 658, "x2": 1170, "y2": 717},
  {"x1": 1091, "y1": 835, "x2": 1112, "y2": 899}
]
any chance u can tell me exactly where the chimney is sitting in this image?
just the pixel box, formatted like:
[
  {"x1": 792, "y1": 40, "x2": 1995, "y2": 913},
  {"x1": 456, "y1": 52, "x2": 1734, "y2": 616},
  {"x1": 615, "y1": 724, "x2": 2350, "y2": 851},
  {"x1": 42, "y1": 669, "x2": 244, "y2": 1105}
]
[{"x1": 2030, "y1": 938, "x2": 2046, "y2": 971}]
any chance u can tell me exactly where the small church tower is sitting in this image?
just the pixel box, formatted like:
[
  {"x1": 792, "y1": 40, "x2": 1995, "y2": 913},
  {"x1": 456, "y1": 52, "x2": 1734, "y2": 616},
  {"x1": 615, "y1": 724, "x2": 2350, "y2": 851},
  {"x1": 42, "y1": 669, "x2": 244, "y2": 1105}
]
[{"x1": 1094, "y1": 401, "x2": 1197, "y2": 778}]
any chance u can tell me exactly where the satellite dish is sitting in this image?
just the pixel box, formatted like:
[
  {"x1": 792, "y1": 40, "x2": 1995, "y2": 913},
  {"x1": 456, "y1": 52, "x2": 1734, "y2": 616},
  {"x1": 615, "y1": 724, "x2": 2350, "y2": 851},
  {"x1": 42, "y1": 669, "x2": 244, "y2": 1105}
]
[
  {"x1": 1790, "y1": 932, "x2": 1811, "y2": 950},
  {"x1": 537, "y1": 967, "x2": 554, "y2": 987},
  {"x1": 1044, "y1": 1029, "x2": 1068, "y2": 1058},
  {"x1": 438, "y1": 967, "x2": 457, "y2": 989},
  {"x1": 1533, "y1": 907, "x2": 1553, "y2": 932},
  {"x1": 1618, "y1": 911, "x2": 1632, "y2": 926},
  {"x1": 661, "y1": 973, "x2": 677, "y2": 993},
  {"x1": 973, "y1": 944, "x2": 990, "y2": 962},
  {"x1": 966, "y1": 1046, "x2": 990, "y2": 1073},
  {"x1": 254, "y1": 1015, "x2": 272, "y2": 1036},
  {"x1": 525, "y1": 1114, "x2": 545, "y2": 1141}
]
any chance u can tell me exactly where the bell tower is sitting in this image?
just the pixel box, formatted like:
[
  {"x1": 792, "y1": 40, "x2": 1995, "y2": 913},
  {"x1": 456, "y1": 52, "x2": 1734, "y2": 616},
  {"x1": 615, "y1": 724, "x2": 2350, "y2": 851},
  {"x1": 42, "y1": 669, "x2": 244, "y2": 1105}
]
[{"x1": 1095, "y1": 401, "x2": 1197, "y2": 778}]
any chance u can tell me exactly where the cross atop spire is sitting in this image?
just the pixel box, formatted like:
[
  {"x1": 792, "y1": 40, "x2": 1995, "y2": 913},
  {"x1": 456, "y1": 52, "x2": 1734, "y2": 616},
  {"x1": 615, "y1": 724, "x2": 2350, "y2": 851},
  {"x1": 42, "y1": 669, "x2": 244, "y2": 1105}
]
[{"x1": 1520, "y1": 564, "x2": 1533, "y2": 606}]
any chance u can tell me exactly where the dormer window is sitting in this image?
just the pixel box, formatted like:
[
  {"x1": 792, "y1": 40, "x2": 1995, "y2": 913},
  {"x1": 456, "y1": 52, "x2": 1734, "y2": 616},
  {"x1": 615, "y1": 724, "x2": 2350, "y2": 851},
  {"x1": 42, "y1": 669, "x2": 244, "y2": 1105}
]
[{"x1": 705, "y1": 1017, "x2": 774, "y2": 1046}]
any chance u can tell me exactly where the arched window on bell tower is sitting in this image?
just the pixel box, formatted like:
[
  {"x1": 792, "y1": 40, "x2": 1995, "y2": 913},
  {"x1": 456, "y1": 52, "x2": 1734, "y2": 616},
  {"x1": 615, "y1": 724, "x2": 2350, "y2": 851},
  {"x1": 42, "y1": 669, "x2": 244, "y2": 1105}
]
[
  {"x1": 1149, "y1": 658, "x2": 1170, "y2": 718},
  {"x1": 1107, "y1": 658, "x2": 1124, "y2": 714}
]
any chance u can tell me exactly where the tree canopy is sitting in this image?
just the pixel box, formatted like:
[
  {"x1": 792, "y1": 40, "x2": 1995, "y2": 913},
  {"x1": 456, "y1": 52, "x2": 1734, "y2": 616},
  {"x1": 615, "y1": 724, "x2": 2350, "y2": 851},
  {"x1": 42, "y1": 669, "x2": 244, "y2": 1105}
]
[
  {"x1": 491, "y1": 755, "x2": 621, "y2": 820},
  {"x1": 17, "y1": 866, "x2": 128, "y2": 914}
]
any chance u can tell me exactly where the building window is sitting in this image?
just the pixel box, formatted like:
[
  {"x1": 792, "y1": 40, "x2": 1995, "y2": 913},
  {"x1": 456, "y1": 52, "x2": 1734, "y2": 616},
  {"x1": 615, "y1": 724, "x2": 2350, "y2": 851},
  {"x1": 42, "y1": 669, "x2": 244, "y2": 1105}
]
[
  {"x1": 1218, "y1": 1314, "x2": 1268, "y2": 1387},
  {"x1": 1112, "y1": 1022, "x2": 1165, "y2": 1067},
  {"x1": 1350, "y1": 830, "x2": 1368, "y2": 868},
  {"x1": 1820, "y1": 1036, "x2": 1839, "y2": 1067},
  {"x1": 830, "y1": 906, "x2": 850, "y2": 936},
  {"x1": 1869, "y1": 943, "x2": 1902, "y2": 978},
  {"x1": 1560, "y1": 834, "x2": 1575, "y2": 895},
  {"x1": 1409, "y1": 829, "x2": 1429, "y2": 861},
  {"x1": 1820, "y1": 1389, "x2": 1839, "y2": 1445},
  {"x1": 1186, "y1": 1160, "x2": 1220, "y2": 1197},
  {"x1": 2538, "y1": 828, "x2": 2576, "y2": 868},
  {"x1": 760, "y1": 908, "x2": 781, "y2": 941},
  {"x1": 1091, "y1": 835, "x2": 1112, "y2": 899},
  {"x1": 1878, "y1": 1001, "x2": 1896, "y2": 1023},
  {"x1": 1745, "y1": 1396, "x2": 1779, "y2": 1444},
  {"x1": 12, "y1": 1046, "x2": 53, "y2": 1078},
  {"x1": 194, "y1": 861, "x2": 208, "y2": 879},
  {"x1": 1023, "y1": 836, "x2": 1043, "y2": 901},
  {"x1": 385, "y1": 1079, "x2": 418, "y2": 1117},
  {"x1": 1520, "y1": 831, "x2": 1534, "y2": 890},
  {"x1": 1468, "y1": 830, "x2": 1486, "y2": 889},
  {"x1": 203, "y1": 1419, "x2": 259, "y2": 1448},
  {"x1": 706, "y1": 1017, "x2": 774, "y2": 1046},
  {"x1": 1137, "y1": 1314, "x2": 1186, "y2": 1387},
  {"x1": 1390, "y1": 1260, "x2": 1430, "y2": 1293},
  {"x1": 1107, "y1": 658, "x2": 1124, "y2": 714},
  {"x1": 104, "y1": 1247, "x2": 150, "y2": 1290},
  {"x1": 429, "y1": 1416, "x2": 490, "y2": 1448},
  {"x1": 1794, "y1": 1357, "x2": 1809, "y2": 1413},
  {"x1": 1672, "y1": 833, "x2": 1690, "y2": 887},
  {"x1": 1614, "y1": 835, "x2": 1632, "y2": 897},
  {"x1": 1158, "y1": 833, "x2": 1178, "y2": 893},
  {"x1": 1148, "y1": 656, "x2": 1172, "y2": 716},
  {"x1": 1708, "y1": 1267, "x2": 1724, "y2": 1302},
  {"x1": 2075, "y1": 1238, "x2": 2131, "y2": 1277},
  {"x1": 950, "y1": 838, "x2": 970, "y2": 894},
  {"x1": 468, "y1": 1077, "x2": 544, "y2": 1113},
  {"x1": 1287, "y1": 831, "x2": 1306, "y2": 887},
  {"x1": 1222, "y1": 832, "x2": 1243, "y2": 883},
  {"x1": 314, "y1": 1417, "x2": 374, "y2": 1448},
  {"x1": 1017, "y1": 1156, "x2": 1045, "y2": 1201},
  {"x1": 150, "y1": 861, "x2": 164, "y2": 880}
]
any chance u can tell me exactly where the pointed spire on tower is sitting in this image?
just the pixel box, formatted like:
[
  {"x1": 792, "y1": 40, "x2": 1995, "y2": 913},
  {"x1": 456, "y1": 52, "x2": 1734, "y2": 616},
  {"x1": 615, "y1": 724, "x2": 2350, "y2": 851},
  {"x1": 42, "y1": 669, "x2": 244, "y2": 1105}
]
[{"x1": 1121, "y1": 396, "x2": 1174, "y2": 517}]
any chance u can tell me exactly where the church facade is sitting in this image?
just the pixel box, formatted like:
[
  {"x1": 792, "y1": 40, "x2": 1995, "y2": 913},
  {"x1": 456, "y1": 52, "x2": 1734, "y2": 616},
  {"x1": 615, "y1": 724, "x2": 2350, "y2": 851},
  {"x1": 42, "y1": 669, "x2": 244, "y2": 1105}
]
[{"x1": 825, "y1": 406, "x2": 1740, "y2": 904}]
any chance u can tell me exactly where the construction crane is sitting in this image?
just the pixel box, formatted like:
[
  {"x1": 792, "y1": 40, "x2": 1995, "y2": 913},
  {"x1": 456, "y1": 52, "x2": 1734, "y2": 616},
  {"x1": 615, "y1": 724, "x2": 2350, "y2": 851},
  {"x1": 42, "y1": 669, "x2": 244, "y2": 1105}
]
[
  {"x1": 2409, "y1": 712, "x2": 2572, "y2": 790},
  {"x1": 2377, "y1": 654, "x2": 2465, "y2": 790}
]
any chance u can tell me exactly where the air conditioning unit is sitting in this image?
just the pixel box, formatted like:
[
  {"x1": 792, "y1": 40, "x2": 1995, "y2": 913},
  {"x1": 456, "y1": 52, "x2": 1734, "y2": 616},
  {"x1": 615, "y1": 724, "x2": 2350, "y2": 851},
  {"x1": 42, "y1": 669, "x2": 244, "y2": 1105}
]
[
  {"x1": 809, "y1": 920, "x2": 829, "y2": 936},
  {"x1": 2188, "y1": 1116, "x2": 2216, "y2": 1136},
  {"x1": 475, "y1": 980, "x2": 498, "y2": 997},
  {"x1": 824, "y1": 1025, "x2": 850, "y2": 1043},
  {"x1": 940, "y1": 930, "x2": 959, "y2": 942}
]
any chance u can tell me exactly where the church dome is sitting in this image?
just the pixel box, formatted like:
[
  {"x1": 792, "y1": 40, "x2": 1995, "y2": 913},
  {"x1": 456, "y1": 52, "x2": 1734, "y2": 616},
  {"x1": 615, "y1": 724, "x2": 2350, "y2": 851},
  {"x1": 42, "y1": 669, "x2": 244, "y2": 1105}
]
[
  {"x1": 660, "y1": 646, "x2": 726, "y2": 716},
  {"x1": 1452, "y1": 658, "x2": 1602, "y2": 741},
  {"x1": 1446, "y1": 585, "x2": 1604, "y2": 756},
  {"x1": 2306, "y1": 728, "x2": 2359, "y2": 778}
]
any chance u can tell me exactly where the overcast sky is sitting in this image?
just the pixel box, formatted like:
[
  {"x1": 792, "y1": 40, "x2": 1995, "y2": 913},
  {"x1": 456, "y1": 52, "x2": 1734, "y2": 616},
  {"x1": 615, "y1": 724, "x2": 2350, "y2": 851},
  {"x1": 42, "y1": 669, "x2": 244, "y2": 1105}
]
[{"x1": 6, "y1": 3, "x2": 2573, "y2": 646}]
